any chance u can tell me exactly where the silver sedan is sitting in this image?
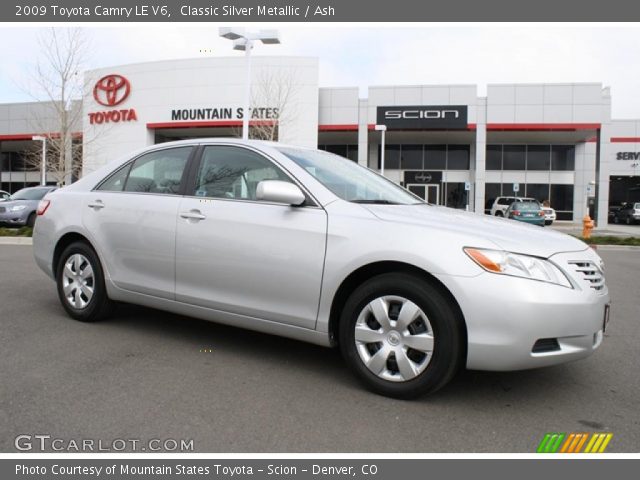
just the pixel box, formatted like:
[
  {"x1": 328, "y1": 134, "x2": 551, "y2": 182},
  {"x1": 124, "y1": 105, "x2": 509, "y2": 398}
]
[{"x1": 33, "y1": 139, "x2": 610, "y2": 398}]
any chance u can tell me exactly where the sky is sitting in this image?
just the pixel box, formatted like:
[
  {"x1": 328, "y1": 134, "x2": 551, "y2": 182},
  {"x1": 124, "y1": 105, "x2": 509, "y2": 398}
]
[{"x1": 1, "y1": 24, "x2": 640, "y2": 118}]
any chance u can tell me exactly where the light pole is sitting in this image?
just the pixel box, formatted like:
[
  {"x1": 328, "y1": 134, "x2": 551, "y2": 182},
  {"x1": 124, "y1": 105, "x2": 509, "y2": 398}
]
[
  {"x1": 219, "y1": 28, "x2": 280, "y2": 140},
  {"x1": 375, "y1": 124, "x2": 387, "y2": 176},
  {"x1": 32, "y1": 135, "x2": 47, "y2": 186}
]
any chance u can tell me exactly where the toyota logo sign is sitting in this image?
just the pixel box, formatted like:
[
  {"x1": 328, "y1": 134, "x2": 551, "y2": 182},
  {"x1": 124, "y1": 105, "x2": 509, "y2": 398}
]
[{"x1": 93, "y1": 74, "x2": 131, "y2": 107}]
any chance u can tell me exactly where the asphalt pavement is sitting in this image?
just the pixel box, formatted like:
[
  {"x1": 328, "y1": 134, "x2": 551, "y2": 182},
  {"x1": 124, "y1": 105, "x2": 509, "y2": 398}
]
[{"x1": 0, "y1": 245, "x2": 638, "y2": 452}]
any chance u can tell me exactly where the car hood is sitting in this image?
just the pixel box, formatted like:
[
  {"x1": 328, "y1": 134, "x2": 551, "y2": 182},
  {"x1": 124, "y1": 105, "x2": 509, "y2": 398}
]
[{"x1": 362, "y1": 204, "x2": 588, "y2": 258}]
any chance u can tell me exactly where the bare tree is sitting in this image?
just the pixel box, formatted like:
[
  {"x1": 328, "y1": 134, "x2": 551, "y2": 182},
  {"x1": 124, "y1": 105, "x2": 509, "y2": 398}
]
[
  {"x1": 22, "y1": 28, "x2": 89, "y2": 186},
  {"x1": 233, "y1": 68, "x2": 300, "y2": 141}
]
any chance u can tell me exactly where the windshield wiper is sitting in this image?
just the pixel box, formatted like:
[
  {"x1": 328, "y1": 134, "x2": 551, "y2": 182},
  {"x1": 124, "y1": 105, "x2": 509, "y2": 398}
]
[{"x1": 350, "y1": 199, "x2": 400, "y2": 205}]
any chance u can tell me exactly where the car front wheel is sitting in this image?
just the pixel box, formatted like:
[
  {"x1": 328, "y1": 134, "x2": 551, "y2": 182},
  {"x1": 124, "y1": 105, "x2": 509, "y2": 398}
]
[
  {"x1": 339, "y1": 273, "x2": 463, "y2": 399},
  {"x1": 56, "y1": 242, "x2": 114, "y2": 322}
]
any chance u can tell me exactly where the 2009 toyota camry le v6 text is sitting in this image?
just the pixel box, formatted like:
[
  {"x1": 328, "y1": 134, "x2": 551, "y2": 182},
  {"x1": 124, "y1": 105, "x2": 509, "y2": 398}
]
[{"x1": 32, "y1": 139, "x2": 610, "y2": 398}]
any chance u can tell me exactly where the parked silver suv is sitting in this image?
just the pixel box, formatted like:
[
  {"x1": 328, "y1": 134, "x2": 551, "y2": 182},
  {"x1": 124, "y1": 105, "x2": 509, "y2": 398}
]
[{"x1": 33, "y1": 140, "x2": 610, "y2": 398}]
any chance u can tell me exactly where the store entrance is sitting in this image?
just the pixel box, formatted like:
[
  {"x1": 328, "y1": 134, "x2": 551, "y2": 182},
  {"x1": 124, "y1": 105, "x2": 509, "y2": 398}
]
[{"x1": 407, "y1": 183, "x2": 440, "y2": 204}]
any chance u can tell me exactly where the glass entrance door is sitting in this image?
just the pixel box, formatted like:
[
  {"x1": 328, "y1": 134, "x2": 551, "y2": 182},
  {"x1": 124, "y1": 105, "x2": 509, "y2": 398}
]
[{"x1": 407, "y1": 184, "x2": 440, "y2": 204}]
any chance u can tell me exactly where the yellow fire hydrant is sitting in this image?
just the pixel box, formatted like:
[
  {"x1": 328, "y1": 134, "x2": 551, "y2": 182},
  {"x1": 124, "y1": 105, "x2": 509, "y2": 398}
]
[{"x1": 582, "y1": 215, "x2": 595, "y2": 239}]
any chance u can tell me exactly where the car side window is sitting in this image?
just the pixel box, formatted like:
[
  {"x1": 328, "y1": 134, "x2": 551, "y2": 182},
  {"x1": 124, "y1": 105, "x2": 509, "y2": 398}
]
[
  {"x1": 194, "y1": 146, "x2": 291, "y2": 201},
  {"x1": 122, "y1": 147, "x2": 192, "y2": 194},
  {"x1": 96, "y1": 164, "x2": 131, "y2": 192}
]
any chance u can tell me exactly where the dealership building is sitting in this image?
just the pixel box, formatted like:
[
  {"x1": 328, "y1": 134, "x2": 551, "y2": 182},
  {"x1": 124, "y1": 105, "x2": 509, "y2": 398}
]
[{"x1": 1, "y1": 55, "x2": 640, "y2": 223}]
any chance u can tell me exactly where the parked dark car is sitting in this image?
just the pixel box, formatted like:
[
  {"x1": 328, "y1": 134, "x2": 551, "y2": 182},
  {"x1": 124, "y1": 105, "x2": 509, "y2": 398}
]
[
  {"x1": 613, "y1": 202, "x2": 640, "y2": 225},
  {"x1": 0, "y1": 186, "x2": 57, "y2": 227}
]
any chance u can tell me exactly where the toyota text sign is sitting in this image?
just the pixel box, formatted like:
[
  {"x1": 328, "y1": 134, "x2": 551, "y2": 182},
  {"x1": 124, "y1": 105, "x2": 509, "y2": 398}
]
[{"x1": 377, "y1": 105, "x2": 468, "y2": 130}]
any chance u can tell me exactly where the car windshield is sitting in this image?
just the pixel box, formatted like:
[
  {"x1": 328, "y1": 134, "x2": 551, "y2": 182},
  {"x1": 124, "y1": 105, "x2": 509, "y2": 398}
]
[
  {"x1": 634, "y1": 203, "x2": 640, "y2": 209},
  {"x1": 10, "y1": 188, "x2": 50, "y2": 201},
  {"x1": 512, "y1": 202, "x2": 539, "y2": 211},
  {"x1": 277, "y1": 147, "x2": 423, "y2": 205}
]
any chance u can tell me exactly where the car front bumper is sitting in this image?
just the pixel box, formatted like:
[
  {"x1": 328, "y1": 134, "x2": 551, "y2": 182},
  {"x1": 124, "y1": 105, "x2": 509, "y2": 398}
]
[
  {"x1": 436, "y1": 249, "x2": 610, "y2": 371},
  {"x1": 0, "y1": 210, "x2": 29, "y2": 226}
]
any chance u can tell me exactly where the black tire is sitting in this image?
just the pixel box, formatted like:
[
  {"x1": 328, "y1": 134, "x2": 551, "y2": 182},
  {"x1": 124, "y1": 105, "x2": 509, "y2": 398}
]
[
  {"x1": 495, "y1": 211, "x2": 504, "y2": 217},
  {"x1": 26, "y1": 212, "x2": 36, "y2": 228},
  {"x1": 545, "y1": 220, "x2": 553, "y2": 226},
  {"x1": 56, "y1": 241, "x2": 114, "y2": 322},
  {"x1": 613, "y1": 216, "x2": 619, "y2": 224},
  {"x1": 338, "y1": 273, "x2": 464, "y2": 399},
  {"x1": 626, "y1": 216, "x2": 631, "y2": 225}
]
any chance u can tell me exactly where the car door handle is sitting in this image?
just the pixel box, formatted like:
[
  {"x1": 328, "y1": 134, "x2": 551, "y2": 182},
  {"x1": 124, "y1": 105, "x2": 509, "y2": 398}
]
[
  {"x1": 88, "y1": 200, "x2": 105, "y2": 210},
  {"x1": 180, "y1": 210, "x2": 206, "y2": 221}
]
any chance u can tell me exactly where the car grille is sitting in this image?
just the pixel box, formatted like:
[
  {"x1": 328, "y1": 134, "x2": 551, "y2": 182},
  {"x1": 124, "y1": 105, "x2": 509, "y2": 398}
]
[{"x1": 567, "y1": 260, "x2": 605, "y2": 292}]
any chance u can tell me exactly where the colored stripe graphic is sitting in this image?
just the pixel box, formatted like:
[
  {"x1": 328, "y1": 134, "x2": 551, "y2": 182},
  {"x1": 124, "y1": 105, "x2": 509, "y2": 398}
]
[
  {"x1": 537, "y1": 433, "x2": 565, "y2": 453},
  {"x1": 538, "y1": 432, "x2": 613, "y2": 453},
  {"x1": 584, "y1": 433, "x2": 613, "y2": 453}
]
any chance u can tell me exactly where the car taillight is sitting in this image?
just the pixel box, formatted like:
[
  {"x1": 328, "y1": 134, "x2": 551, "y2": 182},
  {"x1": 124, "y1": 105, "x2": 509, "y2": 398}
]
[
  {"x1": 37, "y1": 199, "x2": 50, "y2": 216},
  {"x1": 512, "y1": 210, "x2": 520, "y2": 216},
  {"x1": 538, "y1": 211, "x2": 545, "y2": 216}
]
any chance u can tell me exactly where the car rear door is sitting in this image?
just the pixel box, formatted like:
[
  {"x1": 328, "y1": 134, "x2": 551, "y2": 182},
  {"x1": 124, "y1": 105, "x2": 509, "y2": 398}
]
[
  {"x1": 82, "y1": 146, "x2": 195, "y2": 300},
  {"x1": 174, "y1": 145, "x2": 328, "y2": 329}
]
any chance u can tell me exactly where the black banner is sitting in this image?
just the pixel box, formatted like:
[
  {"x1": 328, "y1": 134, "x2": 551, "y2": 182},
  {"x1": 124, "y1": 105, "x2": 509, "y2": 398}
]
[
  {"x1": 404, "y1": 170, "x2": 443, "y2": 184},
  {"x1": 377, "y1": 105, "x2": 468, "y2": 130},
  {"x1": 5, "y1": 0, "x2": 640, "y2": 22}
]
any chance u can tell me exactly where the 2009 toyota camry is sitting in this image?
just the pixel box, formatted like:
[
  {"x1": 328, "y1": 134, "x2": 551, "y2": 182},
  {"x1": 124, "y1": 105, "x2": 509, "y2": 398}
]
[{"x1": 33, "y1": 139, "x2": 610, "y2": 398}]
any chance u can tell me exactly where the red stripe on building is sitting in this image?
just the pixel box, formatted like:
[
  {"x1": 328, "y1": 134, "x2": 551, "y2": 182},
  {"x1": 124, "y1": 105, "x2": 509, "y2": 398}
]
[
  {"x1": 0, "y1": 132, "x2": 82, "y2": 141},
  {"x1": 610, "y1": 137, "x2": 640, "y2": 143},
  {"x1": 486, "y1": 123, "x2": 600, "y2": 131}
]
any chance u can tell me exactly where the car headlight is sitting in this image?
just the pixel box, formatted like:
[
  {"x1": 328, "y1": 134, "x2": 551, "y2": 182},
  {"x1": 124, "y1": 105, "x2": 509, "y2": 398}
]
[
  {"x1": 9, "y1": 205, "x2": 26, "y2": 212},
  {"x1": 464, "y1": 247, "x2": 572, "y2": 288}
]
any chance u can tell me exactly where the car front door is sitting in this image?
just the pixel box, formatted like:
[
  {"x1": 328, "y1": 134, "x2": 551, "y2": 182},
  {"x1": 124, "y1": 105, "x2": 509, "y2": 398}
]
[
  {"x1": 175, "y1": 145, "x2": 328, "y2": 329},
  {"x1": 83, "y1": 146, "x2": 194, "y2": 299}
]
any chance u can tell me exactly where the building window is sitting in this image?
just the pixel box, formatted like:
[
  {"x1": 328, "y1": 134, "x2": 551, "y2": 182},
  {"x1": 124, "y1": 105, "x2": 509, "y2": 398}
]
[
  {"x1": 551, "y1": 145, "x2": 575, "y2": 171},
  {"x1": 378, "y1": 144, "x2": 469, "y2": 170},
  {"x1": 424, "y1": 145, "x2": 446, "y2": 170},
  {"x1": 447, "y1": 145, "x2": 471, "y2": 170},
  {"x1": 484, "y1": 182, "x2": 502, "y2": 212},
  {"x1": 318, "y1": 144, "x2": 358, "y2": 162},
  {"x1": 526, "y1": 145, "x2": 551, "y2": 171},
  {"x1": 445, "y1": 182, "x2": 467, "y2": 208},
  {"x1": 487, "y1": 144, "x2": 575, "y2": 172},
  {"x1": 486, "y1": 145, "x2": 502, "y2": 170},
  {"x1": 525, "y1": 183, "x2": 550, "y2": 204},
  {"x1": 400, "y1": 145, "x2": 423, "y2": 170},
  {"x1": 550, "y1": 184, "x2": 574, "y2": 220},
  {"x1": 503, "y1": 145, "x2": 526, "y2": 170}
]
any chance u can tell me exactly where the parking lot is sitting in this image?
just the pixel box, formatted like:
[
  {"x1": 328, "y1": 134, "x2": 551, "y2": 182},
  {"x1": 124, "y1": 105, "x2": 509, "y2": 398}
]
[{"x1": 0, "y1": 245, "x2": 638, "y2": 452}]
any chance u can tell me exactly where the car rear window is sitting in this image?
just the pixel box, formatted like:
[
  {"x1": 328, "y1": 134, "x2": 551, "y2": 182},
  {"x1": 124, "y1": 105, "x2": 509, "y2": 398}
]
[{"x1": 513, "y1": 202, "x2": 539, "y2": 211}]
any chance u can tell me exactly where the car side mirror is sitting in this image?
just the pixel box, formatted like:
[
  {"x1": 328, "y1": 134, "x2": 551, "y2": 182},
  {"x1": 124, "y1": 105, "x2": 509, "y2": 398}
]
[{"x1": 256, "y1": 180, "x2": 305, "y2": 206}]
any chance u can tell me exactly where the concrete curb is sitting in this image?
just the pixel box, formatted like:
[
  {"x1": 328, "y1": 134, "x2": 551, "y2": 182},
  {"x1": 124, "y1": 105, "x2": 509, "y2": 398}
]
[
  {"x1": 0, "y1": 237, "x2": 33, "y2": 245},
  {"x1": 592, "y1": 244, "x2": 640, "y2": 251}
]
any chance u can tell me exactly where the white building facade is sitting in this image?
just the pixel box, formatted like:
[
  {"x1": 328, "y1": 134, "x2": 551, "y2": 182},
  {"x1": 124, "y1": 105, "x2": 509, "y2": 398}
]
[{"x1": 2, "y1": 56, "x2": 640, "y2": 224}]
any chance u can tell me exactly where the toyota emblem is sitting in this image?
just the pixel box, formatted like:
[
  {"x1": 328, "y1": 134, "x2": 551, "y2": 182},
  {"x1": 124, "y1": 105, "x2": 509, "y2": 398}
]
[{"x1": 93, "y1": 74, "x2": 131, "y2": 107}]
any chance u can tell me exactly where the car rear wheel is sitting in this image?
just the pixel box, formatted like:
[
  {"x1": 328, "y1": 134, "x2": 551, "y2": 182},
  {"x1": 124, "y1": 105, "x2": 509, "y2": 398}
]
[
  {"x1": 56, "y1": 242, "x2": 114, "y2": 322},
  {"x1": 27, "y1": 212, "x2": 36, "y2": 228},
  {"x1": 495, "y1": 211, "x2": 504, "y2": 217},
  {"x1": 339, "y1": 273, "x2": 463, "y2": 399},
  {"x1": 626, "y1": 216, "x2": 631, "y2": 225}
]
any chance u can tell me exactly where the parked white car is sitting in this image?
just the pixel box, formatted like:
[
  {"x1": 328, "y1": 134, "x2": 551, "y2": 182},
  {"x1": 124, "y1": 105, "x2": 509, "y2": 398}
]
[
  {"x1": 490, "y1": 196, "x2": 539, "y2": 217},
  {"x1": 32, "y1": 140, "x2": 610, "y2": 398},
  {"x1": 541, "y1": 206, "x2": 557, "y2": 225}
]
